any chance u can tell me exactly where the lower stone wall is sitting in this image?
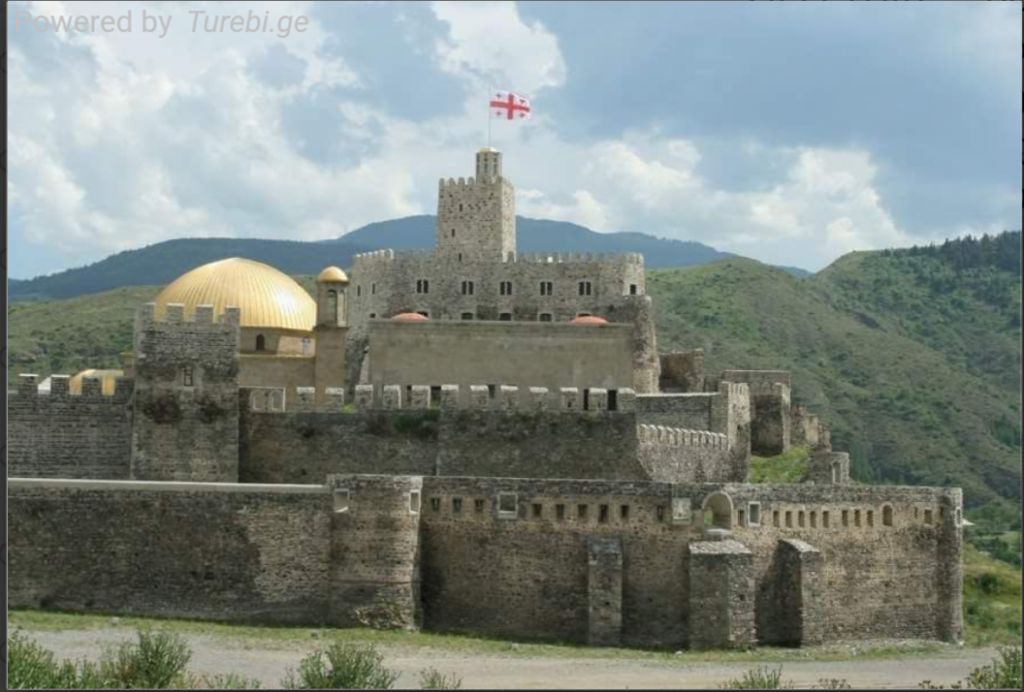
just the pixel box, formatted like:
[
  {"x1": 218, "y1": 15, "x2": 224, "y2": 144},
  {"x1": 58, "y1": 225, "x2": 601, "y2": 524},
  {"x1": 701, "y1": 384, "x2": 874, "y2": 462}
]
[
  {"x1": 7, "y1": 476, "x2": 962, "y2": 648},
  {"x1": 8, "y1": 479, "x2": 332, "y2": 624}
]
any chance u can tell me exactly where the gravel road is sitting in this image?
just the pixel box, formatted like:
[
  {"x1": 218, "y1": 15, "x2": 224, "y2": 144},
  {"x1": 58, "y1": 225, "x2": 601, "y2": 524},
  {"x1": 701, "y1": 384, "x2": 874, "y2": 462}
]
[{"x1": 18, "y1": 626, "x2": 998, "y2": 689}]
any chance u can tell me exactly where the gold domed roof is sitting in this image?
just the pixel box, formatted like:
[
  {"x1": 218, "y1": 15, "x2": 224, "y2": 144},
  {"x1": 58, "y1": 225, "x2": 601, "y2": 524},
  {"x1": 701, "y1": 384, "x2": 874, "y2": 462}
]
[
  {"x1": 154, "y1": 258, "x2": 316, "y2": 331},
  {"x1": 317, "y1": 266, "x2": 349, "y2": 284}
]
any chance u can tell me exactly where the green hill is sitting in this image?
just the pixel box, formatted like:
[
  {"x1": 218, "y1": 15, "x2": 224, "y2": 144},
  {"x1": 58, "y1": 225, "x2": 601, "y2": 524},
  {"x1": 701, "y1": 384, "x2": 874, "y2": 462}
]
[{"x1": 8, "y1": 235, "x2": 1020, "y2": 532}]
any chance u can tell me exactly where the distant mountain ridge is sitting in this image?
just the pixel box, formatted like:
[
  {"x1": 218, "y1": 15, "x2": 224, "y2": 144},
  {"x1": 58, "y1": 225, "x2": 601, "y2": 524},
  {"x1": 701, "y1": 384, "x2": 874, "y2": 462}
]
[{"x1": 9, "y1": 216, "x2": 808, "y2": 300}]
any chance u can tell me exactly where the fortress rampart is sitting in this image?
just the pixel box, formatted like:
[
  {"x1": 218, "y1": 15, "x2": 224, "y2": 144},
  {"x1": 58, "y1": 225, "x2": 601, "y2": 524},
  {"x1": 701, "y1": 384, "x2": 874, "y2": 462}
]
[
  {"x1": 8, "y1": 374, "x2": 134, "y2": 479},
  {"x1": 8, "y1": 476, "x2": 963, "y2": 648}
]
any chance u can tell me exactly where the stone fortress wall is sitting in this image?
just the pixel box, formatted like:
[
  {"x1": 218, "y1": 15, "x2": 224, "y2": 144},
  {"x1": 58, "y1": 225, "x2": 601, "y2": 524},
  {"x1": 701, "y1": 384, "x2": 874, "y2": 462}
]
[{"x1": 8, "y1": 475, "x2": 963, "y2": 649}]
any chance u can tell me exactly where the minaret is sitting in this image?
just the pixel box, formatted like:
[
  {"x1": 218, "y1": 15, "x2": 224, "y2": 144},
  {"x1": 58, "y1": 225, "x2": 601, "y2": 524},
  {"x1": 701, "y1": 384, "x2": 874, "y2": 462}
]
[
  {"x1": 435, "y1": 148, "x2": 516, "y2": 262},
  {"x1": 314, "y1": 266, "x2": 349, "y2": 406}
]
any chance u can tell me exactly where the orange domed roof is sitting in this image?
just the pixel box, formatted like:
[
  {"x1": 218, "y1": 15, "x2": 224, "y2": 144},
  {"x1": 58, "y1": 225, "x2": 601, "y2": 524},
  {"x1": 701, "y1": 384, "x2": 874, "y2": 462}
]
[
  {"x1": 570, "y1": 315, "x2": 608, "y2": 325},
  {"x1": 391, "y1": 312, "x2": 429, "y2": 322}
]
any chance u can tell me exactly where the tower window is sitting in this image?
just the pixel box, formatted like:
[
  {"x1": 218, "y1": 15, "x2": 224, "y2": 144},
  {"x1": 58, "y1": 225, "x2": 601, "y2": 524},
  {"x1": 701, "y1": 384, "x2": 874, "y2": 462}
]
[
  {"x1": 451, "y1": 228, "x2": 456, "y2": 237},
  {"x1": 416, "y1": 279, "x2": 430, "y2": 294},
  {"x1": 500, "y1": 280, "x2": 513, "y2": 296},
  {"x1": 499, "y1": 312, "x2": 512, "y2": 321},
  {"x1": 461, "y1": 280, "x2": 475, "y2": 295},
  {"x1": 356, "y1": 285, "x2": 361, "y2": 297},
  {"x1": 538, "y1": 313, "x2": 553, "y2": 322},
  {"x1": 457, "y1": 253, "x2": 463, "y2": 262},
  {"x1": 458, "y1": 203, "x2": 463, "y2": 212},
  {"x1": 182, "y1": 366, "x2": 194, "y2": 387},
  {"x1": 539, "y1": 281, "x2": 553, "y2": 296},
  {"x1": 629, "y1": 284, "x2": 638, "y2": 295},
  {"x1": 255, "y1": 334, "x2": 266, "y2": 352},
  {"x1": 371, "y1": 283, "x2": 376, "y2": 295},
  {"x1": 578, "y1": 281, "x2": 592, "y2": 296},
  {"x1": 461, "y1": 312, "x2": 474, "y2": 320},
  {"x1": 327, "y1": 290, "x2": 338, "y2": 323}
]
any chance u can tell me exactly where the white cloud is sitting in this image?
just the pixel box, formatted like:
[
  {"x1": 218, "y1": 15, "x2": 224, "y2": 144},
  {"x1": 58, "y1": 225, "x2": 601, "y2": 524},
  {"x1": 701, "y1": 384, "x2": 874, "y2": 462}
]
[{"x1": 430, "y1": 0, "x2": 566, "y2": 94}]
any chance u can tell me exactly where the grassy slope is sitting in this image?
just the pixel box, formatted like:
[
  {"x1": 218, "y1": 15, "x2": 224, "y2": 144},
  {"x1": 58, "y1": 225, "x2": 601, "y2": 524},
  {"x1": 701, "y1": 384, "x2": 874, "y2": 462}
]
[{"x1": 649, "y1": 257, "x2": 1021, "y2": 513}]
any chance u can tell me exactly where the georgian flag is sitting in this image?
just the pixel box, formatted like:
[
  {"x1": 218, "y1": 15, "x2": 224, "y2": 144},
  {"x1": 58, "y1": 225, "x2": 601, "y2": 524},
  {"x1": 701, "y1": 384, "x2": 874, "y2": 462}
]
[{"x1": 490, "y1": 91, "x2": 531, "y2": 120}]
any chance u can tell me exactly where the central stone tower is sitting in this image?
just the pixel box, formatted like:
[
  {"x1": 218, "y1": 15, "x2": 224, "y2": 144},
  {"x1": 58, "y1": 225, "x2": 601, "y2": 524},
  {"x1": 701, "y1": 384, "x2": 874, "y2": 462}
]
[{"x1": 435, "y1": 148, "x2": 516, "y2": 262}]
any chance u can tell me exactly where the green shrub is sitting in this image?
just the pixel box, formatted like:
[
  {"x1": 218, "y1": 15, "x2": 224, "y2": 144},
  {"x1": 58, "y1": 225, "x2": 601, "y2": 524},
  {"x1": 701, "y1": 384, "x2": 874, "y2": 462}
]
[
  {"x1": 721, "y1": 665, "x2": 786, "y2": 689},
  {"x1": 964, "y1": 646, "x2": 1021, "y2": 689},
  {"x1": 97, "y1": 629, "x2": 192, "y2": 688},
  {"x1": 7, "y1": 630, "x2": 109, "y2": 689},
  {"x1": 282, "y1": 642, "x2": 398, "y2": 689},
  {"x1": 918, "y1": 647, "x2": 1022, "y2": 689},
  {"x1": 192, "y1": 672, "x2": 264, "y2": 689},
  {"x1": 8, "y1": 630, "x2": 72, "y2": 689},
  {"x1": 419, "y1": 667, "x2": 462, "y2": 689}
]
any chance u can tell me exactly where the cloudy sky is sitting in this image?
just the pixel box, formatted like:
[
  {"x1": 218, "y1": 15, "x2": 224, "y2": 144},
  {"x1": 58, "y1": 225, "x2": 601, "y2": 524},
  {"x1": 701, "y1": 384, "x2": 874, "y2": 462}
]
[{"x1": 7, "y1": 0, "x2": 1021, "y2": 278}]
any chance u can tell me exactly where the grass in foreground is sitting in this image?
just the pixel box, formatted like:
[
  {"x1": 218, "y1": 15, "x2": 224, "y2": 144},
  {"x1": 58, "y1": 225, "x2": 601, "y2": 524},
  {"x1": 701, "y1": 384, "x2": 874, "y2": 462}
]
[{"x1": 8, "y1": 609, "x2": 956, "y2": 664}]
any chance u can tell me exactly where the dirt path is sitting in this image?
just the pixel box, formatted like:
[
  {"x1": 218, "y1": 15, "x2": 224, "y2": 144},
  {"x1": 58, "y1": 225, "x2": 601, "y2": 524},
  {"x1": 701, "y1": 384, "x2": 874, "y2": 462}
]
[{"x1": 19, "y1": 627, "x2": 997, "y2": 689}]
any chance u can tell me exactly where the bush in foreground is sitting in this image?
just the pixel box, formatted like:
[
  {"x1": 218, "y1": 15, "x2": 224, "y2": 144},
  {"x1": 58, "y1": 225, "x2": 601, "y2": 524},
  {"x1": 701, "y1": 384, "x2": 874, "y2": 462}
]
[
  {"x1": 419, "y1": 667, "x2": 462, "y2": 689},
  {"x1": 721, "y1": 665, "x2": 786, "y2": 689},
  {"x1": 919, "y1": 646, "x2": 1022, "y2": 689},
  {"x1": 282, "y1": 641, "x2": 399, "y2": 689},
  {"x1": 8, "y1": 628, "x2": 191, "y2": 689}
]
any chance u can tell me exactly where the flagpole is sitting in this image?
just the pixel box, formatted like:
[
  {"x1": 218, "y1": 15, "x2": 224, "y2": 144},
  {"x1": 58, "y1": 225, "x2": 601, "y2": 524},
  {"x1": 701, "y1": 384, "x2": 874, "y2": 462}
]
[{"x1": 487, "y1": 84, "x2": 492, "y2": 148}]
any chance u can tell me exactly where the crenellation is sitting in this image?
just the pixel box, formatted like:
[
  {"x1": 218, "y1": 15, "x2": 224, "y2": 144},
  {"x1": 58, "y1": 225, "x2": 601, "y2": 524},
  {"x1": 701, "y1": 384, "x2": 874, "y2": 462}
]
[
  {"x1": 355, "y1": 384, "x2": 375, "y2": 410},
  {"x1": 80, "y1": 376, "x2": 103, "y2": 399},
  {"x1": 469, "y1": 384, "x2": 490, "y2": 408},
  {"x1": 18, "y1": 373, "x2": 39, "y2": 396},
  {"x1": 440, "y1": 384, "x2": 460, "y2": 409},
  {"x1": 497, "y1": 385, "x2": 519, "y2": 411},
  {"x1": 296, "y1": 387, "x2": 316, "y2": 412},
  {"x1": 50, "y1": 375, "x2": 70, "y2": 397},
  {"x1": 324, "y1": 387, "x2": 346, "y2": 411},
  {"x1": 382, "y1": 384, "x2": 403, "y2": 409},
  {"x1": 409, "y1": 385, "x2": 431, "y2": 409}
]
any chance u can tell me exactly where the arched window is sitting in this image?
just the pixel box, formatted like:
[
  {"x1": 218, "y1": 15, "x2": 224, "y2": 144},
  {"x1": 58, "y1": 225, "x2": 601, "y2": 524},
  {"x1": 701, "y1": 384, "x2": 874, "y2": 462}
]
[
  {"x1": 702, "y1": 492, "x2": 734, "y2": 530},
  {"x1": 327, "y1": 290, "x2": 338, "y2": 323},
  {"x1": 255, "y1": 334, "x2": 266, "y2": 352}
]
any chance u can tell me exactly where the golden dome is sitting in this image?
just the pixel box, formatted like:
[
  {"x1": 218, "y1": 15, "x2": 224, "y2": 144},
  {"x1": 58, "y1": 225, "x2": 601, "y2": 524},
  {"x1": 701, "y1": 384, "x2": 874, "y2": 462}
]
[
  {"x1": 154, "y1": 258, "x2": 316, "y2": 331},
  {"x1": 317, "y1": 266, "x2": 349, "y2": 284},
  {"x1": 69, "y1": 369, "x2": 123, "y2": 395}
]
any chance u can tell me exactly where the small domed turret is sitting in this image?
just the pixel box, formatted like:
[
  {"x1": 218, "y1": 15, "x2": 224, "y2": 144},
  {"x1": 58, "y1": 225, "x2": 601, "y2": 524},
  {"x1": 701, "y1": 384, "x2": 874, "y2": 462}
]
[
  {"x1": 391, "y1": 312, "x2": 429, "y2": 322},
  {"x1": 569, "y1": 315, "x2": 608, "y2": 325},
  {"x1": 317, "y1": 266, "x2": 349, "y2": 284}
]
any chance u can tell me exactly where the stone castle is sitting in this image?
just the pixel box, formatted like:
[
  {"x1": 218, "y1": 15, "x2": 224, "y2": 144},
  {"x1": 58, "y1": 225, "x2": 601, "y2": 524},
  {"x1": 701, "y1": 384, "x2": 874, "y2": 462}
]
[{"x1": 8, "y1": 149, "x2": 963, "y2": 650}]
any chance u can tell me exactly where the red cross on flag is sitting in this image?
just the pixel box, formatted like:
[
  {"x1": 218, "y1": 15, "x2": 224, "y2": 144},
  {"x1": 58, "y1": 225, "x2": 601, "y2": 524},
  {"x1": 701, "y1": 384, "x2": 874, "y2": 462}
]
[{"x1": 490, "y1": 91, "x2": 531, "y2": 120}]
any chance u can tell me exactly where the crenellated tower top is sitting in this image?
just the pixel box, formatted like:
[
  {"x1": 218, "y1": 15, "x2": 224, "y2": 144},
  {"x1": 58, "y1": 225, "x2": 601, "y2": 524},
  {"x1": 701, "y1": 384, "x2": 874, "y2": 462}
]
[{"x1": 436, "y1": 149, "x2": 516, "y2": 262}]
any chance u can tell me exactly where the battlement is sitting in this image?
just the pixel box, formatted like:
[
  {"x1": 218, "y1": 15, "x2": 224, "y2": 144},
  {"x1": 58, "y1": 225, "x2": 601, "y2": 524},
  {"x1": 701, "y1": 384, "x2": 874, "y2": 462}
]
[
  {"x1": 720, "y1": 370, "x2": 792, "y2": 391},
  {"x1": 249, "y1": 383, "x2": 637, "y2": 414},
  {"x1": 352, "y1": 249, "x2": 397, "y2": 264},
  {"x1": 136, "y1": 302, "x2": 240, "y2": 328},
  {"x1": 439, "y1": 175, "x2": 497, "y2": 190},
  {"x1": 13, "y1": 373, "x2": 134, "y2": 402},
  {"x1": 637, "y1": 424, "x2": 729, "y2": 450},
  {"x1": 506, "y1": 251, "x2": 644, "y2": 265}
]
